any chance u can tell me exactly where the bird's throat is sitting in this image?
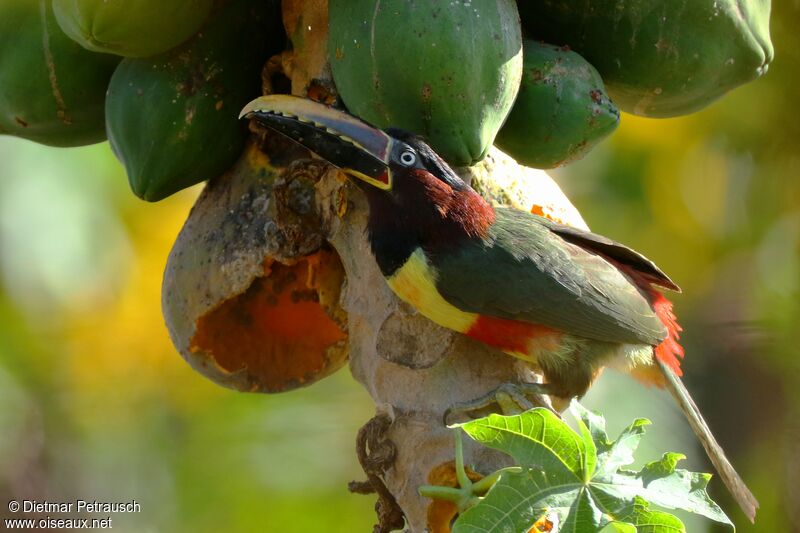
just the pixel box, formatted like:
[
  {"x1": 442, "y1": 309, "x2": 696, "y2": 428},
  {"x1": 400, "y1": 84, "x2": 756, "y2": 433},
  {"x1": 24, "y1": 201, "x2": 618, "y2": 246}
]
[{"x1": 361, "y1": 173, "x2": 495, "y2": 278}]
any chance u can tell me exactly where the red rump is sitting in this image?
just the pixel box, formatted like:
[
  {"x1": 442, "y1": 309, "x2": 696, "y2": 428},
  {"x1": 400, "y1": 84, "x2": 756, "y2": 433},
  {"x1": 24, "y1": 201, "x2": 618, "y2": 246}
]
[
  {"x1": 649, "y1": 291, "x2": 684, "y2": 376},
  {"x1": 612, "y1": 262, "x2": 685, "y2": 376}
]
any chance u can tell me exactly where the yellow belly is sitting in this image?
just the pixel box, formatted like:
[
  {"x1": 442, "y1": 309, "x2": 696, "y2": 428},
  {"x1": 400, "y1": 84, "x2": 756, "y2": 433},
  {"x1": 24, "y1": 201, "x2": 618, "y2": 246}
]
[{"x1": 386, "y1": 248, "x2": 477, "y2": 333}]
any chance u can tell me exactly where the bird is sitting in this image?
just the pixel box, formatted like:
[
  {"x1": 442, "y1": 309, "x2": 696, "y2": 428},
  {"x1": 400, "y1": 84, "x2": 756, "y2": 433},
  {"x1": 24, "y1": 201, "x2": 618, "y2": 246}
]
[{"x1": 240, "y1": 94, "x2": 759, "y2": 522}]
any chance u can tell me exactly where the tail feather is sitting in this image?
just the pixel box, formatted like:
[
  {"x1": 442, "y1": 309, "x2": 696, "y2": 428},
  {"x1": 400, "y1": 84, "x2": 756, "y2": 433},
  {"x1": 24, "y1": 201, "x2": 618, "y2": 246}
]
[{"x1": 656, "y1": 357, "x2": 759, "y2": 522}]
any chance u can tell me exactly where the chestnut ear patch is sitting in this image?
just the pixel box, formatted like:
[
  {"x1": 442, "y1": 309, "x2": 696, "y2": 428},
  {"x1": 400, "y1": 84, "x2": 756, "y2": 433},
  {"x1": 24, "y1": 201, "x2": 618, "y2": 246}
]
[{"x1": 190, "y1": 251, "x2": 348, "y2": 393}]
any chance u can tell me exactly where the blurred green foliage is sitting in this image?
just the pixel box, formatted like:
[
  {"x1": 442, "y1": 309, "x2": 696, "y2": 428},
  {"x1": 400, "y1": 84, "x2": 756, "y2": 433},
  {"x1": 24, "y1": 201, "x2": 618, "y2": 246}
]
[
  {"x1": 0, "y1": 142, "x2": 376, "y2": 531},
  {"x1": 1, "y1": 3, "x2": 798, "y2": 531}
]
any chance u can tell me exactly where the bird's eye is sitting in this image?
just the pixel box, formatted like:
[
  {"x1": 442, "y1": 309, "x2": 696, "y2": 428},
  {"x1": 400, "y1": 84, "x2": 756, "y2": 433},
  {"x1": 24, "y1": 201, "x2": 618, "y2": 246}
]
[{"x1": 399, "y1": 150, "x2": 417, "y2": 167}]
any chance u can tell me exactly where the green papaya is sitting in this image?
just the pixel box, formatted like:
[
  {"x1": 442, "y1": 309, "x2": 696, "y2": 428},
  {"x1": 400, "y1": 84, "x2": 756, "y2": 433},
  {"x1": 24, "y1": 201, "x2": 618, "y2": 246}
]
[
  {"x1": 329, "y1": 0, "x2": 523, "y2": 166},
  {"x1": 105, "y1": 0, "x2": 283, "y2": 201},
  {"x1": 52, "y1": 0, "x2": 214, "y2": 58},
  {"x1": 495, "y1": 41, "x2": 619, "y2": 169},
  {"x1": 518, "y1": 0, "x2": 773, "y2": 117},
  {"x1": 0, "y1": 0, "x2": 119, "y2": 147}
]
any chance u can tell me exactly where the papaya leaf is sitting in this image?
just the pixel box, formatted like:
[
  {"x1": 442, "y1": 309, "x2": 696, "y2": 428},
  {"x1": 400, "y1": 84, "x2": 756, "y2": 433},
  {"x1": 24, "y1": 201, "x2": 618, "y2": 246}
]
[
  {"x1": 572, "y1": 402, "x2": 612, "y2": 456},
  {"x1": 599, "y1": 522, "x2": 637, "y2": 533},
  {"x1": 611, "y1": 497, "x2": 687, "y2": 533},
  {"x1": 570, "y1": 402, "x2": 650, "y2": 479},
  {"x1": 455, "y1": 409, "x2": 588, "y2": 484},
  {"x1": 594, "y1": 457, "x2": 731, "y2": 526},
  {"x1": 449, "y1": 406, "x2": 734, "y2": 533},
  {"x1": 453, "y1": 468, "x2": 604, "y2": 533},
  {"x1": 574, "y1": 410, "x2": 598, "y2": 482}
]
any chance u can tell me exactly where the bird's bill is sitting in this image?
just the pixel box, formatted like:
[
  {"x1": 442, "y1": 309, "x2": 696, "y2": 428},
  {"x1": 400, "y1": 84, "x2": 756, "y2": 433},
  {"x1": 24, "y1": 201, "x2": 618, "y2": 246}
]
[{"x1": 240, "y1": 95, "x2": 393, "y2": 190}]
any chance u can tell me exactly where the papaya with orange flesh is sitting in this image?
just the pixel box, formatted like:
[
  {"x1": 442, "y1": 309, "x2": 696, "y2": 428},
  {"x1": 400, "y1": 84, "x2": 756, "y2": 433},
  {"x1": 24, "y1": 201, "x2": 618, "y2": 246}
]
[{"x1": 162, "y1": 143, "x2": 349, "y2": 393}]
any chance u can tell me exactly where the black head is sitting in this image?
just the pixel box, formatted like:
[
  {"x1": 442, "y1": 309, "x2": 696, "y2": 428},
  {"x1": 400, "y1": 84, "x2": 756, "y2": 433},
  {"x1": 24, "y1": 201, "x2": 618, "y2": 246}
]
[
  {"x1": 241, "y1": 96, "x2": 493, "y2": 275},
  {"x1": 383, "y1": 128, "x2": 468, "y2": 192}
]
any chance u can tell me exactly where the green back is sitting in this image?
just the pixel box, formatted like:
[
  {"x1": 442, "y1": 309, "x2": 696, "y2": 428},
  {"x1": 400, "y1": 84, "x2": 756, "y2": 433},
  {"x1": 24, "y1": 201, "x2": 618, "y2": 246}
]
[{"x1": 433, "y1": 208, "x2": 668, "y2": 345}]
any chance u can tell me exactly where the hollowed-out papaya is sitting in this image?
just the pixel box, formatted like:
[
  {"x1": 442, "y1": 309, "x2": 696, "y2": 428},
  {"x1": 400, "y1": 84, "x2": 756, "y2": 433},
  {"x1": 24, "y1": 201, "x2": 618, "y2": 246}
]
[
  {"x1": 495, "y1": 41, "x2": 619, "y2": 169},
  {"x1": 52, "y1": 0, "x2": 214, "y2": 58},
  {"x1": 0, "y1": 0, "x2": 119, "y2": 147},
  {"x1": 519, "y1": 0, "x2": 773, "y2": 117},
  {"x1": 105, "y1": 0, "x2": 283, "y2": 201},
  {"x1": 329, "y1": 0, "x2": 523, "y2": 166},
  {"x1": 163, "y1": 143, "x2": 349, "y2": 393}
]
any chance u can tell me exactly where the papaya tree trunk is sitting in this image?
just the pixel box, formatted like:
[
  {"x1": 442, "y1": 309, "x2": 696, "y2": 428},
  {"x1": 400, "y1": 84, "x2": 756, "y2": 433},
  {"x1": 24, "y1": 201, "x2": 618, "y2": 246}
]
[{"x1": 269, "y1": 3, "x2": 579, "y2": 531}]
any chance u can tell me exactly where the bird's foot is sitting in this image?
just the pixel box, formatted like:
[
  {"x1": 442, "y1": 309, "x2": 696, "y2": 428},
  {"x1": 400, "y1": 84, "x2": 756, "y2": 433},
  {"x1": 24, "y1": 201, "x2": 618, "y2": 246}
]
[{"x1": 444, "y1": 381, "x2": 558, "y2": 426}]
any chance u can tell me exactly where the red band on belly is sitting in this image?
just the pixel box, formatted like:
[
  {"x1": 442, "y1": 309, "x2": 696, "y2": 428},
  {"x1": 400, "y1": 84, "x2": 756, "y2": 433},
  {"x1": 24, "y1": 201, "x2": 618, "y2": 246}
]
[{"x1": 466, "y1": 315, "x2": 561, "y2": 356}]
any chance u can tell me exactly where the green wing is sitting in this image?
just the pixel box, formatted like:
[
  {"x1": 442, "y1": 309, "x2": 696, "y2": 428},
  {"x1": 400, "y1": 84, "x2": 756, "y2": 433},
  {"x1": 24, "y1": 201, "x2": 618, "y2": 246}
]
[{"x1": 431, "y1": 208, "x2": 668, "y2": 345}]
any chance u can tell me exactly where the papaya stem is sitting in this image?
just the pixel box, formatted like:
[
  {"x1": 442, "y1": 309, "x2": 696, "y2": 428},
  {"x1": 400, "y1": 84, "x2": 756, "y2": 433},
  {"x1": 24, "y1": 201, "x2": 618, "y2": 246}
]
[{"x1": 454, "y1": 431, "x2": 473, "y2": 492}]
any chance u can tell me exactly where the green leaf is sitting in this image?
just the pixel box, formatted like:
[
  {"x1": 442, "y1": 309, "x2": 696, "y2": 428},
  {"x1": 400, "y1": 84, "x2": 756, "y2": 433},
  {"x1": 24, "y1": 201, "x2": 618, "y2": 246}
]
[
  {"x1": 619, "y1": 497, "x2": 687, "y2": 533},
  {"x1": 571, "y1": 402, "x2": 611, "y2": 454},
  {"x1": 571, "y1": 401, "x2": 650, "y2": 479},
  {"x1": 453, "y1": 468, "x2": 606, "y2": 533},
  {"x1": 595, "y1": 417, "x2": 651, "y2": 479},
  {"x1": 596, "y1": 461, "x2": 732, "y2": 526},
  {"x1": 640, "y1": 453, "x2": 686, "y2": 483},
  {"x1": 599, "y1": 499, "x2": 687, "y2": 532},
  {"x1": 447, "y1": 406, "x2": 735, "y2": 533},
  {"x1": 456, "y1": 410, "x2": 588, "y2": 483},
  {"x1": 574, "y1": 408, "x2": 598, "y2": 482},
  {"x1": 599, "y1": 522, "x2": 637, "y2": 533}
]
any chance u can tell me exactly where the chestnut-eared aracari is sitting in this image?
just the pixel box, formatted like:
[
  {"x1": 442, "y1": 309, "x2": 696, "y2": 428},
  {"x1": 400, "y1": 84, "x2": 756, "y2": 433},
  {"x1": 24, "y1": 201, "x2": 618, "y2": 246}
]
[{"x1": 240, "y1": 95, "x2": 758, "y2": 521}]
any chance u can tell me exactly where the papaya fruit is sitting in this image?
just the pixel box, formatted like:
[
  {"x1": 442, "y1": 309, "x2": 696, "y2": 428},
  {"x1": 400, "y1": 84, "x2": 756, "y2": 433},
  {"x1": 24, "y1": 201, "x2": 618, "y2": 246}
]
[
  {"x1": 329, "y1": 0, "x2": 523, "y2": 166},
  {"x1": 518, "y1": 0, "x2": 773, "y2": 117},
  {"x1": 0, "y1": 0, "x2": 119, "y2": 147},
  {"x1": 52, "y1": 0, "x2": 214, "y2": 58},
  {"x1": 495, "y1": 41, "x2": 619, "y2": 169},
  {"x1": 105, "y1": 0, "x2": 283, "y2": 201}
]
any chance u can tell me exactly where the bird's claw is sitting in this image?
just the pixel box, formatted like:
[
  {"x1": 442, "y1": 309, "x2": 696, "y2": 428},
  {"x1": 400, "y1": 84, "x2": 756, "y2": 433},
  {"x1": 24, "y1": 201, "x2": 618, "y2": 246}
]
[{"x1": 443, "y1": 381, "x2": 558, "y2": 426}]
